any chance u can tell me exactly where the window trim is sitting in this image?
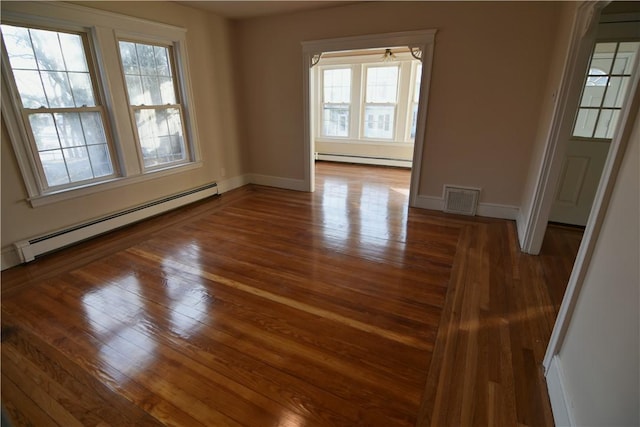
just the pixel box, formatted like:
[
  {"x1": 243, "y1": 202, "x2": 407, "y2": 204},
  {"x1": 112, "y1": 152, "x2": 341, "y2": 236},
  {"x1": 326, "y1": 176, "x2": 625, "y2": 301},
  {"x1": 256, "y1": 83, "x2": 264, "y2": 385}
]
[
  {"x1": 1, "y1": 2, "x2": 201, "y2": 207},
  {"x1": 116, "y1": 37, "x2": 193, "y2": 171}
]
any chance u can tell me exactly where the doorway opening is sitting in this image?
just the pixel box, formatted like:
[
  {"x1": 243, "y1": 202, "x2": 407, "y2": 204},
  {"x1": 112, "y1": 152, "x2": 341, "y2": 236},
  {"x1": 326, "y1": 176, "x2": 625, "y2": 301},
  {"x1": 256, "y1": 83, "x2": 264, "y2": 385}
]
[{"x1": 301, "y1": 30, "x2": 436, "y2": 208}]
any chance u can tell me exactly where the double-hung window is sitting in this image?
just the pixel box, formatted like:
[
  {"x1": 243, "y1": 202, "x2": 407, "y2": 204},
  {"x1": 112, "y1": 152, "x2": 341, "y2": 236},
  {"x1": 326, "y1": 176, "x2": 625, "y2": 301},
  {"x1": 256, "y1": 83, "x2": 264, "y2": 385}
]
[
  {"x1": 1, "y1": 24, "x2": 115, "y2": 189},
  {"x1": 1, "y1": 2, "x2": 200, "y2": 206},
  {"x1": 321, "y1": 67, "x2": 351, "y2": 137},
  {"x1": 363, "y1": 65, "x2": 399, "y2": 140},
  {"x1": 119, "y1": 40, "x2": 188, "y2": 169}
]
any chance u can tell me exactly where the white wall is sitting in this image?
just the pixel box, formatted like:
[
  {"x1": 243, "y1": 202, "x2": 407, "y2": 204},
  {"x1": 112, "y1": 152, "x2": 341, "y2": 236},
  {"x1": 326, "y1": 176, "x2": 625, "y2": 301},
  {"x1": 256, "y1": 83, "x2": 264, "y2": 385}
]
[{"x1": 552, "y1": 107, "x2": 639, "y2": 426}]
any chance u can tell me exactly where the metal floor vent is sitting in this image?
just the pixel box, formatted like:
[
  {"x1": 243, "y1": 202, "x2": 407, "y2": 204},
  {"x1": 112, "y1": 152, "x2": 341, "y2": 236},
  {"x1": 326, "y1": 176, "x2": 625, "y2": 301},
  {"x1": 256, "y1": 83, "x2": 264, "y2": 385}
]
[{"x1": 443, "y1": 185, "x2": 480, "y2": 216}]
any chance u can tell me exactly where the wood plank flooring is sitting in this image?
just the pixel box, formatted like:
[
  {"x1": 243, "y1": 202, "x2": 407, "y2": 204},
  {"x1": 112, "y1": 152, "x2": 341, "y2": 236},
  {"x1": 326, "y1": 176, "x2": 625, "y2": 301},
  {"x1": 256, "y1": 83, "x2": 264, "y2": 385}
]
[{"x1": 1, "y1": 162, "x2": 581, "y2": 426}]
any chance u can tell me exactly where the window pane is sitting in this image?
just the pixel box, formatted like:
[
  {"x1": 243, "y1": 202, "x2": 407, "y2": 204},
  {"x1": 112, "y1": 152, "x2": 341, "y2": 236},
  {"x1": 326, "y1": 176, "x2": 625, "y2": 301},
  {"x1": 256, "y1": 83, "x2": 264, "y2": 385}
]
[
  {"x1": 414, "y1": 64, "x2": 422, "y2": 102},
  {"x1": 119, "y1": 41, "x2": 139, "y2": 74},
  {"x1": 573, "y1": 108, "x2": 598, "y2": 138},
  {"x1": 29, "y1": 112, "x2": 113, "y2": 186},
  {"x1": 364, "y1": 105, "x2": 395, "y2": 139},
  {"x1": 88, "y1": 144, "x2": 114, "y2": 177},
  {"x1": 68, "y1": 72, "x2": 96, "y2": 107},
  {"x1": 366, "y1": 66, "x2": 398, "y2": 103},
  {"x1": 40, "y1": 150, "x2": 69, "y2": 186},
  {"x1": 30, "y1": 28, "x2": 66, "y2": 71},
  {"x1": 59, "y1": 32, "x2": 88, "y2": 72},
  {"x1": 29, "y1": 113, "x2": 60, "y2": 150},
  {"x1": 63, "y1": 146, "x2": 93, "y2": 181},
  {"x1": 410, "y1": 104, "x2": 418, "y2": 139},
  {"x1": 134, "y1": 108, "x2": 186, "y2": 167},
  {"x1": 54, "y1": 112, "x2": 85, "y2": 148},
  {"x1": 323, "y1": 68, "x2": 351, "y2": 103},
  {"x1": 322, "y1": 105, "x2": 349, "y2": 137},
  {"x1": 154, "y1": 45, "x2": 171, "y2": 76},
  {"x1": 120, "y1": 41, "x2": 177, "y2": 106},
  {"x1": 1, "y1": 25, "x2": 38, "y2": 69},
  {"x1": 80, "y1": 112, "x2": 108, "y2": 145},
  {"x1": 41, "y1": 71, "x2": 74, "y2": 107},
  {"x1": 12, "y1": 70, "x2": 47, "y2": 108}
]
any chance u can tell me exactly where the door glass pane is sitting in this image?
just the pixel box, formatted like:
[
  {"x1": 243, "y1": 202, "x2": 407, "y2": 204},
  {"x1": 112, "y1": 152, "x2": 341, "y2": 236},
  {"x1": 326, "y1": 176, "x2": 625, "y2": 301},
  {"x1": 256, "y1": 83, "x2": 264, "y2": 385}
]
[
  {"x1": 612, "y1": 42, "x2": 639, "y2": 74},
  {"x1": 593, "y1": 109, "x2": 615, "y2": 139},
  {"x1": 573, "y1": 41, "x2": 640, "y2": 140},
  {"x1": 580, "y1": 80, "x2": 606, "y2": 107},
  {"x1": 603, "y1": 77, "x2": 629, "y2": 108},
  {"x1": 589, "y1": 43, "x2": 616, "y2": 73},
  {"x1": 573, "y1": 109, "x2": 597, "y2": 138}
]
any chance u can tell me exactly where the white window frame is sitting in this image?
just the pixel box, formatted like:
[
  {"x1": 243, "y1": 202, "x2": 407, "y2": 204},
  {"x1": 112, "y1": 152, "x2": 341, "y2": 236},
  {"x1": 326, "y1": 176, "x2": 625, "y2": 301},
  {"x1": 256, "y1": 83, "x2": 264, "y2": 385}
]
[
  {"x1": 361, "y1": 63, "x2": 400, "y2": 141},
  {"x1": 1, "y1": 2, "x2": 201, "y2": 207},
  {"x1": 319, "y1": 65, "x2": 353, "y2": 139},
  {"x1": 314, "y1": 51, "x2": 419, "y2": 145},
  {"x1": 1, "y1": 22, "x2": 119, "y2": 192}
]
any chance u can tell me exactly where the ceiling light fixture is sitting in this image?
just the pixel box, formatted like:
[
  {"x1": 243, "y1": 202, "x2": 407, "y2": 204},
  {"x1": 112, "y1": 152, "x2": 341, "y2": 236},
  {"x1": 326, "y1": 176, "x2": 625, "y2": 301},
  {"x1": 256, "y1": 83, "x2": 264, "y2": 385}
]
[{"x1": 382, "y1": 48, "x2": 396, "y2": 62}]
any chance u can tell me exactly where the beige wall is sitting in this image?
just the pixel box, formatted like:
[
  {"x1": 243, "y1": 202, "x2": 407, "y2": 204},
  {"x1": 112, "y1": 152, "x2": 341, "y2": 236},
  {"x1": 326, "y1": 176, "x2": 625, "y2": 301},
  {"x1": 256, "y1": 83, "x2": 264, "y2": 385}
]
[
  {"x1": 1, "y1": 2, "x2": 246, "y2": 253},
  {"x1": 556, "y1": 106, "x2": 639, "y2": 426},
  {"x1": 518, "y1": 1, "x2": 579, "y2": 241},
  {"x1": 236, "y1": 1, "x2": 563, "y2": 205}
]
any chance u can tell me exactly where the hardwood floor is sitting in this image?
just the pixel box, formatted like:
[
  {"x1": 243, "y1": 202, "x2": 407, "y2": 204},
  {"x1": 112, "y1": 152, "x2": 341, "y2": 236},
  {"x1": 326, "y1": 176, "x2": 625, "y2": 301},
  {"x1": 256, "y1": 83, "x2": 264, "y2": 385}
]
[{"x1": 1, "y1": 162, "x2": 581, "y2": 426}]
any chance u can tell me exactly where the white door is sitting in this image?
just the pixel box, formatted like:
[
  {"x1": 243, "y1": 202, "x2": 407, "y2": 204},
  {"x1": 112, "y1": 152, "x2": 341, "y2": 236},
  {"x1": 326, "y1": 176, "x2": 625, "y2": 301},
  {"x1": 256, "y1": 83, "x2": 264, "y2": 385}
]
[{"x1": 550, "y1": 39, "x2": 640, "y2": 226}]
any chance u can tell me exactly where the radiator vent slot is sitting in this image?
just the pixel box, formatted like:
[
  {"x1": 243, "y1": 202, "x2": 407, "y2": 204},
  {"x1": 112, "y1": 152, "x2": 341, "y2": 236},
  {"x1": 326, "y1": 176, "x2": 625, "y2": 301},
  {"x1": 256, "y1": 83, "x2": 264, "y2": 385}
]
[{"x1": 443, "y1": 186, "x2": 480, "y2": 216}]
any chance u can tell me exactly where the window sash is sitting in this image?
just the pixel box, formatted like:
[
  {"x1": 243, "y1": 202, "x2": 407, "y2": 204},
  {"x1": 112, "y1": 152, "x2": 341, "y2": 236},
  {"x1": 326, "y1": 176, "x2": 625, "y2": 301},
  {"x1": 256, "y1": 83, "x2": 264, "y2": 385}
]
[
  {"x1": 119, "y1": 40, "x2": 191, "y2": 170},
  {"x1": 1, "y1": 23, "x2": 118, "y2": 192}
]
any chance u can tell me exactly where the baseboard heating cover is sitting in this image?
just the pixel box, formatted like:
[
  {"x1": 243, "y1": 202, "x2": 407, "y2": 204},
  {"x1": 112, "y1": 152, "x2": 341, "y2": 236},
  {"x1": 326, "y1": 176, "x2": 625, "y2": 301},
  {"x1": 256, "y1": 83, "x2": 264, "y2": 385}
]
[
  {"x1": 443, "y1": 185, "x2": 480, "y2": 216},
  {"x1": 13, "y1": 182, "x2": 218, "y2": 264}
]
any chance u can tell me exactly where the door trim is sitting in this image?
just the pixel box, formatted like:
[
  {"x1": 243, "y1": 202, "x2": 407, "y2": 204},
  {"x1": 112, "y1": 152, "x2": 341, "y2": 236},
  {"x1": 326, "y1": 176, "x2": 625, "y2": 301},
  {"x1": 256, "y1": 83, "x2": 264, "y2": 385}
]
[
  {"x1": 539, "y1": 1, "x2": 640, "y2": 373},
  {"x1": 301, "y1": 30, "x2": 436, "y2": 207}
]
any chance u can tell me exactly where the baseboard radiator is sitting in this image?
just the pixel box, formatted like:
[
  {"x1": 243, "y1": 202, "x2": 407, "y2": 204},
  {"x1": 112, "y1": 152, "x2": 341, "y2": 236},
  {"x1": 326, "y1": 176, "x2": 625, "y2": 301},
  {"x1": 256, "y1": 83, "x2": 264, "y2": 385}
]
[
  {"x1": 315, "y1": 153, "x2": 412, "y2": 168},
  {"x1": 13, "y1": 182, "x2": 218, "y2": 264}
]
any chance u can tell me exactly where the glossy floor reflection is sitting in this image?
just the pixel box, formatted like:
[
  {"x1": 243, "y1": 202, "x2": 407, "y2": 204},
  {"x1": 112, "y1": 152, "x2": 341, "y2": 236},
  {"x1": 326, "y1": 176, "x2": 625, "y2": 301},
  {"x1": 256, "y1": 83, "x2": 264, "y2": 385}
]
[{"x1": 1, "y1": 163, "x2": 575, "y2": 426}]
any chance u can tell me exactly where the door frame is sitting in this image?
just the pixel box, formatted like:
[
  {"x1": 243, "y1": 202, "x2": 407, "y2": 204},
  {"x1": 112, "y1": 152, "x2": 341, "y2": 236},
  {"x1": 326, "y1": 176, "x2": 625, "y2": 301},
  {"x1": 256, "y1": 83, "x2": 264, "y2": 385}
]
[
  {"x1": 516, "y1": 0, "x2": 640, "y2": 371},
  {"x1": 301, "y1": 30, "x2": 436, "y2": 206}
]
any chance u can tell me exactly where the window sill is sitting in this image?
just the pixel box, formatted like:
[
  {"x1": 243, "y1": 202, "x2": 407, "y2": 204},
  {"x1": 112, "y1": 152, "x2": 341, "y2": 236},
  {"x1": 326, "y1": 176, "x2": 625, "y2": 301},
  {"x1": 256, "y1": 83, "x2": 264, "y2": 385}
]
[{"x1": 28, "y1": 161, "x2": 203, "y2": 208}]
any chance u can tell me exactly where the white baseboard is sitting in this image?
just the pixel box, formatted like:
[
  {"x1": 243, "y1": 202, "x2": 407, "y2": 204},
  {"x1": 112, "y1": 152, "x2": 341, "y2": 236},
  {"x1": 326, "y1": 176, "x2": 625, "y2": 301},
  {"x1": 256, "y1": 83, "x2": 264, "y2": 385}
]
[
  {"x1": 218, "y1": 174, "x2": 251, "y2": 194},
  {"x1": 413, "y1": 195, "x2": 519, "y2": 220},
  {"x1": 3, "y1": 183, "x2": 219, "y2": 271},
  {"x1": 1, "y1": 246, "x2": 21, "y2": 271},
  {"x1": 250, "y1": 173, "x2": 308, "y2": 192},
  {"x1": 546, "y1": 355, "x2": 575, "y2": 427},
  {"x1": 316, "y1": 153, "x2": 412, "y2": 168}
]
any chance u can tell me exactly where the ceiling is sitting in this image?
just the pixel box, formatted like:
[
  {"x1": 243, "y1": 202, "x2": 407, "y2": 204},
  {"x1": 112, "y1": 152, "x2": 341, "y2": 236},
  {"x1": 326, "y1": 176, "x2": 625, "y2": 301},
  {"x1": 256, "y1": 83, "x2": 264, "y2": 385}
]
[{"x1": 177, "y1": 1, "x2": 361, "y2": 19}]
